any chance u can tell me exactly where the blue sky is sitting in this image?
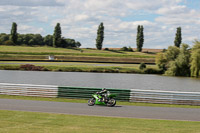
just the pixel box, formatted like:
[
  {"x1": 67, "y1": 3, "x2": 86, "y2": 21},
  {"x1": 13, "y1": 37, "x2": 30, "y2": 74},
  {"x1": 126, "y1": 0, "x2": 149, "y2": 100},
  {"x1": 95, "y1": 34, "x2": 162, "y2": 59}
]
[{"x1": 0, "y1": 0, "x2": 199, "y2": 48}]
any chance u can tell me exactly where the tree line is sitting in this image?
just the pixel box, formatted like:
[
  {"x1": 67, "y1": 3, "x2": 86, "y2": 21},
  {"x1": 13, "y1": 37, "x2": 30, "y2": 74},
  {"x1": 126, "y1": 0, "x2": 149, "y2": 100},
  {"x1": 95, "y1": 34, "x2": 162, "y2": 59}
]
[
  {"x1": 0, "y1": 22, "x2": 81, "y2": 48},
  {"x1": 1, "y1": 22, "x2": 184, "y2": 52}
]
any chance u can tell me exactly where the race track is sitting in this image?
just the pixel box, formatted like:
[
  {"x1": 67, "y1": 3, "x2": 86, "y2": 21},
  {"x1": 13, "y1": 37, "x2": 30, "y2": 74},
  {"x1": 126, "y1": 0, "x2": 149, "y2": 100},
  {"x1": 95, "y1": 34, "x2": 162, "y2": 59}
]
[{"x1": 0, "y1": 99, "x2": 200, "y2": 121}]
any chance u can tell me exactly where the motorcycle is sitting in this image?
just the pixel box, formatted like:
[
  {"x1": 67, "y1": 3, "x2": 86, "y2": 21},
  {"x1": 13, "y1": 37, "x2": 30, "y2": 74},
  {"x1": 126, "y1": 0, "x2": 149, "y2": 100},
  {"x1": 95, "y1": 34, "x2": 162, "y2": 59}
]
[{"x1": 88, "y1": 91, "x2": 116, "y2": 107}]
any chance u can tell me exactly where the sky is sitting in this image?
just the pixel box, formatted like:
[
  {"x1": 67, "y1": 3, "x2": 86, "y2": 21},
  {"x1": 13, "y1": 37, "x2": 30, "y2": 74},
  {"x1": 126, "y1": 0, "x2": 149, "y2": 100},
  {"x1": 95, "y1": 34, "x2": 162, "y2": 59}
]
[{"x1": 0, "y1": 0, "x2": 199, "y2": 48}]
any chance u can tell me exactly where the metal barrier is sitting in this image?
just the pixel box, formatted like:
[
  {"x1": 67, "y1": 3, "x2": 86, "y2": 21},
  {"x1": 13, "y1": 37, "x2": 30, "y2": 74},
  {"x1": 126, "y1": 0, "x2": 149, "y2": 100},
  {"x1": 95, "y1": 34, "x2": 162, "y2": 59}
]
[
  {"x1": 130, "y1": 89, "x2": 200, "y2": 105},
  {"x1": 58, "y1": 86, "x2": 131, "y2": 101},
  {"x1": 1, "y1": 83, "x2": 200, "y2": 105},
  {"x1": 0, "y1": 83, "x2": 58, "y2": 98}
]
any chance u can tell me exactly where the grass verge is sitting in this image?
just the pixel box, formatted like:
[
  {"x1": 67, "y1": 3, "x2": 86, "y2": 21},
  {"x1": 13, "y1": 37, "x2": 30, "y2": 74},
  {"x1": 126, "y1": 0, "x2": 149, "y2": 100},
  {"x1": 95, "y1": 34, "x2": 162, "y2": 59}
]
[
  {"x1": 0, "y1": 61, "x2": 161, "y2": 74},
  {"x1": 0, "y1": 110, "x2": 200, "y2": 133},
  {"x1": 1, "y1": 95, "x2": 200, "y2": 109},
  {"x1": 0, "y1": 63, "x2": 142, "y2": 73}
]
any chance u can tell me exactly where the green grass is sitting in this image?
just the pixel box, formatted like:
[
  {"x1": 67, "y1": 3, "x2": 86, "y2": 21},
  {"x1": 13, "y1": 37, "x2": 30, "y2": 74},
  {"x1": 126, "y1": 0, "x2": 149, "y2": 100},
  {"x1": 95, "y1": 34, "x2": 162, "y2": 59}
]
[
  {"x1": 0, "y1": 45, "x2": 156, "y2": 58},
  {"x1": 0, "y1": 61, "x2": 160, "y2": 73},
  {"x1": 0, "y1": 46, "x2": 156, "y2": 64},
  {"x1": 0, "y1": 110, "x2": 200, "y2": 133},
  {"x1": 0, "y1": 61, "x2": 149, "y2": 68},
  {"x1": 1, "y1": 95, "x2": 200, "y2": 109},
  {"x1": 0, "y1": 63, "x2": 141, "y2": 73}
]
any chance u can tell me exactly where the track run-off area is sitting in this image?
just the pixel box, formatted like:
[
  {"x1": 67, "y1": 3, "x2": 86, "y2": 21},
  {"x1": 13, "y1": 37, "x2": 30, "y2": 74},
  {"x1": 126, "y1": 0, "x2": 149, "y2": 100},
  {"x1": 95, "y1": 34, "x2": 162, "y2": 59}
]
[{"x1": 0, "y1": 99, "x2": 200, "y2": 121}]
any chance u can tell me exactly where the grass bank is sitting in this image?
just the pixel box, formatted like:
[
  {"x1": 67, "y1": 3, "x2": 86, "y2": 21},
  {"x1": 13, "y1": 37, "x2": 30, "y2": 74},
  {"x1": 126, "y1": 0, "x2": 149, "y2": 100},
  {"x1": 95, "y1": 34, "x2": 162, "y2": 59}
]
[
  {"x1": 0, "y1": 61, "x2": 162, "y2": 74},
  {"x1": 0, "y1": 110, "x2": 200, "y2": 133},
  {"x1": 0, "y1": 46, "x2": 156, "y2": 64},
  {"x1": 0, "y1": 45, "x2": 156, "y2": 58},
  {"x1": 1, "y1": 95, "x2": 200, "y2": 109}
]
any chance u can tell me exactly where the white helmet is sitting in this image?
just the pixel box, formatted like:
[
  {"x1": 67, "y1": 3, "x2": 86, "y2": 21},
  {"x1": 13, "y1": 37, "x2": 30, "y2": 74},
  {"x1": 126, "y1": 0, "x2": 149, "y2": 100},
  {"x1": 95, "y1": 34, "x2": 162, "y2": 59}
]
[{"x1": 102, "y1": 88, "x2": 106, "y2": 91}]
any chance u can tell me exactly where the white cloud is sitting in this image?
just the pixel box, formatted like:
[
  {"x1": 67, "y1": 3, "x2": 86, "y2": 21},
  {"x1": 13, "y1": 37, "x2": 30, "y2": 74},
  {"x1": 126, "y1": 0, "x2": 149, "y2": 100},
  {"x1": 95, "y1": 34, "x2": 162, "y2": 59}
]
[
  {"x1": 156, "y1": 5, "x2": 187, "y2": 15},
  {"x1": 125, "y1": 0, "x2": 182, "y2": 11},
  {"x1": 18, "y1": 25, "x2": 44, "y2": 34},
  {"x1": 155, "y1": 8, "x2": 200, "y2": 25},
  {"x1": 84, "y1": 0, "x2": 114, "y2": 10},
  {"x1": 13, "y1": 11, "x2": 24, "y2": 16},
  {"x1": 118, "y1": 21, "x2": 155, "y2": 31},
  {"x1": 74, "y1": 14, "x2": 89, "y2": 22},
  {"x1": 0, "y1": 0, "x2": 62, "y2": 7}
]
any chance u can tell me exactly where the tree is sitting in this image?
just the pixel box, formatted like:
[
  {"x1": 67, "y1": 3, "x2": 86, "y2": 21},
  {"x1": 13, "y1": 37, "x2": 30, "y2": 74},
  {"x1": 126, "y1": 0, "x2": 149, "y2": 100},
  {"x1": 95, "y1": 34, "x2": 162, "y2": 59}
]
[
  {"x1": 3, "y1": 40, "x2": 15, "y2": 45},
  {"x1": 136, "y1": 25, "x2": 144, "y2": 52},
  {"x1": 176, "y1": 44, "x2": 191, "y2": 76},
  {"x1": 75, "y1": 41, "x2": 81, "y2": 48},
  {"x1": 165, "y1": 46, "x2": 180, "y2": 61},
  {"x1": 155, "y1": 52, "x2": 167, "y2": 72},
  {"x1": 174, "y1": 27, "x2": 182, "y2": 47},
  {"x1": 140, "y1": 25, "x2": 144, "y2": 50},
  {"x1": 44, "y1": 35, "x2": 53, "y2": 46},
  {"x1": 28, "y1": 39, "x2": 35, "y2": 46},
  {"x1": 17, "y1": 34, "x2": 23, "y2": 45},
  {"x1": 190, "y1": 40, "x2": 200, "y2": 77},
  {"x1": 156, "y1": 46, "x2": 180, "y2": 73},
  {"x1": 96, "y1": 22, "x2": 104, "y2": 50},
  {"x1": 22, "y1": 34, "x2": 32, "y2": 45},
  {"x1": 33, "y1": 34, "x2": 44, "y2": 46},
  {"x1": 65, "y1": 38, "x2": 76, "y2": 47},
  {"x1": 10, "y1": 22, "x2": 18, "y2": 44},
  {"x1": 53, "y1": 23, "x2": 62, "y2": 47},
  {"x1": 0, "y1": 33, "x2": 10, "y2": 44},
  {"x1": 60, "y1": 38, "x2": 81, "y2": 48},
  {"x1": 165, "y1": 44, "x2": 190, "y2": 76}
]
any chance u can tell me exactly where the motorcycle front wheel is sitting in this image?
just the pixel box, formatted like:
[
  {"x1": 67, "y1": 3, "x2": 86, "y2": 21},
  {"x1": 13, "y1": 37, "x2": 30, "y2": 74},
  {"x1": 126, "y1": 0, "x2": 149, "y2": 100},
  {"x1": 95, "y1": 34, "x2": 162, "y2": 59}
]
[
  {"x1": 88, "y1": 98, "x2": 95, "y2": 106},
  {"x1": 107, "y1": 98, "x2": 116, "y2": 107}
]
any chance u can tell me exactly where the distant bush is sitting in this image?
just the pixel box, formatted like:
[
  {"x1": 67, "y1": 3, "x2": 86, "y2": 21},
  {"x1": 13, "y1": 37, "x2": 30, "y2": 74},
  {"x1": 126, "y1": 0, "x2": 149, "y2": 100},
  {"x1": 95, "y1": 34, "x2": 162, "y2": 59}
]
[
  {"x1": 162, "y1": 48, "x2": 167, "y2": 52},
  {"x1": 104, "y1": 48, "x2": 109, "y2": 51},
  {"x1": 120, "y1": 46, "x2": 133, "y2": 52},
  {"x1": 20, "y1": 64, "x2": 46, "y2": 71},
  {"x1": 128, "y1": 46, "x2": 133, "y2": 52},
  {"x1": 120, "y1": 46, "x2": 128, "y2": 51},
  {"x1": 139, "y1": 63, "x2": 146, "y2": 70}
]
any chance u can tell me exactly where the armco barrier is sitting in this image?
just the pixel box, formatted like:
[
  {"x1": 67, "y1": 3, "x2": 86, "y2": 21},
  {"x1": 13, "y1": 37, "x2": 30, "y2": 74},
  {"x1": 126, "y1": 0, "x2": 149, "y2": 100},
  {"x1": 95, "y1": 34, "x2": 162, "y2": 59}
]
[
  {"x1": 130, "y1": 89, "x2": 200, "y2": 105},
  {"x1": 58, "y1": 86, "x2": 131, "y2": 101},
  {"x1": 0, "y1": 83, "x2": 58, "y2": 98},
  {"x1": 0, "y1": 83, "x2": 131, "y2": 101},
  {"x1": 1, "y1": 83, "x2": 200, "y2": 105}
]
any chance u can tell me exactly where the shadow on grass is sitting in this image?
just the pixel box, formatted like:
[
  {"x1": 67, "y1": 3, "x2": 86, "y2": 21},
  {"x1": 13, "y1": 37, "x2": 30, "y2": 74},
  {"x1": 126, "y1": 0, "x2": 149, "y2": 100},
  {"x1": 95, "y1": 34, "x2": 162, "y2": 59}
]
[
  {"x1": 106, "y1": 50, "x2": 125, "y2": 54},
  {"x1": 66, "y1": 47, "x2": 81, "y2": 51},
  {"x1": 142, "y1": 51, "x2": 156, "y2": 55}
]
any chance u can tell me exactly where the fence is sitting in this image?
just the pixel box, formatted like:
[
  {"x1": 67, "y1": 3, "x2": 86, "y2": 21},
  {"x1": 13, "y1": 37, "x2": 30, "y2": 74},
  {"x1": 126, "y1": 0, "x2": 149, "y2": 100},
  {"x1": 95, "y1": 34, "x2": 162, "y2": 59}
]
[
  {"x1": 58, "y1": 86, "x2": 130, "y2": 101},
  {"x1": 0, "y1": 83, "x2": 200, "y2": 105},
  {"x1": 130, "y1": 89, "x2": 200, "y2": 105},
  {"x1": 0, "y1": 83, "x2": 58, "y2": 98}
]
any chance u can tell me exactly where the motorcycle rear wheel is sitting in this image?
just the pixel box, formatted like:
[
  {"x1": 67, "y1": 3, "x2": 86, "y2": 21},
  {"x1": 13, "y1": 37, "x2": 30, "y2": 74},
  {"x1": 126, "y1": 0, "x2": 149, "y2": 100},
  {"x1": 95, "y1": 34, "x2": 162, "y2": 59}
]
[
  {"x1": 88, "y1": 98, "x2": 95, "y2": 106},
  {"x1": 107, "y1": 98, "x2": 116, "y2": 107}
]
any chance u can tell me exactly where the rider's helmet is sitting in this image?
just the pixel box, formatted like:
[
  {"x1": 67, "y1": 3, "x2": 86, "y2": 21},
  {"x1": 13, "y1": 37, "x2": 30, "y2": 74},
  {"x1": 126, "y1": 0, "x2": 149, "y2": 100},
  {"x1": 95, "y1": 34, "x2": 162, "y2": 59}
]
[{"x1": 102, "y1": 88, "x2": 106, "y2": 91}]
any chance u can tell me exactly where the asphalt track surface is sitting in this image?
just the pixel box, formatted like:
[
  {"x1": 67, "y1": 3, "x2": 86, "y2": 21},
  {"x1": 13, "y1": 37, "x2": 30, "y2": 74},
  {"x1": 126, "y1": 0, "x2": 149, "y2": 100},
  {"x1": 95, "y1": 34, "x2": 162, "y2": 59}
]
[{"x1": 0, "y1": 99, "x2": 200, "y2": 121}]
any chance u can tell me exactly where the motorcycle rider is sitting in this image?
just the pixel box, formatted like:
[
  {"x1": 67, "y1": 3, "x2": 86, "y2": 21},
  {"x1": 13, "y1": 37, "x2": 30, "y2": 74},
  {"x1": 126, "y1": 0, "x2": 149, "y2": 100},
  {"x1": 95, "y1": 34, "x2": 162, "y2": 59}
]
[{"x1": 97, "y1": 88, "x2": 110, "y2": 102}]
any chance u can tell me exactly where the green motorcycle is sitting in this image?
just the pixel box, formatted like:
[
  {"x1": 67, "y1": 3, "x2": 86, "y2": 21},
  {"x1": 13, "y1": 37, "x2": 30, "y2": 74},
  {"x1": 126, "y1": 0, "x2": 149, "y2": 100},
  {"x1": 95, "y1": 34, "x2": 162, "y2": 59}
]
[{"x1": 88, "y1": 92, "x2": 116, "y2": 107}]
